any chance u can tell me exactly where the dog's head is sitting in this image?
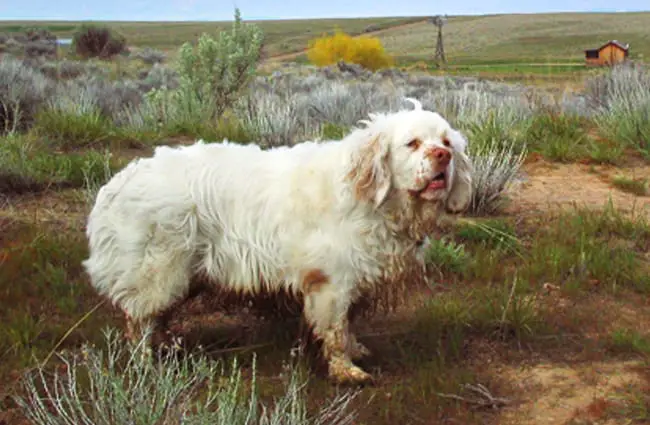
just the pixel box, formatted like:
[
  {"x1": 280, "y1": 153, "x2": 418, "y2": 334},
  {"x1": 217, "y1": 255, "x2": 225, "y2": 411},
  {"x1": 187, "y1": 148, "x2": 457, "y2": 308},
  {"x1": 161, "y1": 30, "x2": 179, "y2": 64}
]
[{"x1": 347, "y1": 98, "x2": 473, "y2": 214}]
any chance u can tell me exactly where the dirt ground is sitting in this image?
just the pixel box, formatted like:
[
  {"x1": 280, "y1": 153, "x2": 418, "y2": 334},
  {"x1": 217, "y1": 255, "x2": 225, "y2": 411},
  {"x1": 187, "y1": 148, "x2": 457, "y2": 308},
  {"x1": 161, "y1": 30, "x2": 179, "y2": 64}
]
[
  {"x1": 506, "y1": 157, "x2": 650, "y2": 218},
  {"x1": 495, "y1": 158, "x2": 650, "y2": 424},
  {"x1": 499, "y1": 360, "x2": 645, "y2": 425},
  {"x1": 2, "y1": 156, "x2": 649, "y2": 425}
]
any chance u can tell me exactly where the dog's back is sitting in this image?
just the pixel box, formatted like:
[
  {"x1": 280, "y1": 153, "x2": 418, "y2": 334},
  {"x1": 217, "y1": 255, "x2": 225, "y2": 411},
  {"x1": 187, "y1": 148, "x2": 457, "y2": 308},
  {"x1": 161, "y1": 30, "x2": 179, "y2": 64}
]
[{"x1": 82, "y1": 138, "x2": 362, "y2": 320}]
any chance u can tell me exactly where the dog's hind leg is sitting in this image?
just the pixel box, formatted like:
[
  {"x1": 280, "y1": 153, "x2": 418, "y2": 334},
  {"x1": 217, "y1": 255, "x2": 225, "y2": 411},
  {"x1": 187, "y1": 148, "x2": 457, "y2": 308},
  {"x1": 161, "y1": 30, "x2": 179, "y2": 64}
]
[{"x1": 92, "y1": 225, "x2": 196, "y2": 349}]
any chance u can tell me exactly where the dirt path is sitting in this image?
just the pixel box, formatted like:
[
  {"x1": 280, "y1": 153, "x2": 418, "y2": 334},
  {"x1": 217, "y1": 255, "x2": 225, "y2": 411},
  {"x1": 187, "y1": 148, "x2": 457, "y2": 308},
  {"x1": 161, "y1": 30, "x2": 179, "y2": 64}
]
[
  {"x1": 263, "y1": 19, "x2": 429, "y2": 63},
  {"x1": 506, "y1": 159, "x2": 650, "y2": 219}
]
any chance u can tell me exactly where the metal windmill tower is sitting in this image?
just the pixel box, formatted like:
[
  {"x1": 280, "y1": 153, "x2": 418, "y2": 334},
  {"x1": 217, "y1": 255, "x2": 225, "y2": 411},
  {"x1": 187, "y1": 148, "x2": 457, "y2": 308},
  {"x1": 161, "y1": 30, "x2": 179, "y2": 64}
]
[{"x1": 429, "y1": 15, "x2": 448, "y2": 66}]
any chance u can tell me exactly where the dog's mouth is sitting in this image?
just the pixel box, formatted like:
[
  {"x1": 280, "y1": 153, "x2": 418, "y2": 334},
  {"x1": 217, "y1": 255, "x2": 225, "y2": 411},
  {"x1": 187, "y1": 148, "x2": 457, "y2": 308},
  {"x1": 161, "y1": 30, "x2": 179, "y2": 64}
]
[
  {"x1": 409, "y1": 172, "x2": 447, "y2": 199},
  {"x1": 425, "y1": 172, "x2": 447, "y2": 191}
]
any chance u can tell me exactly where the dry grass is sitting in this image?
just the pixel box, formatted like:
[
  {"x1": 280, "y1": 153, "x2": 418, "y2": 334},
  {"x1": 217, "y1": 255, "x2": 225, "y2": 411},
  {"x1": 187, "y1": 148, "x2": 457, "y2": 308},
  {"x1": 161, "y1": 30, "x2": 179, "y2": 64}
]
[
  {"x1": 0, "y1": 17, "x2": 424, "y2": 57},
  {"x1": 4, "y1": 11, "x2": 650, "y2": 66},
  {"x1": 612, "y1": 174, "x2": 649, "y2": 196},
  {"x1": 378, "y1": 12, "x2": 650, "y2": 64}
]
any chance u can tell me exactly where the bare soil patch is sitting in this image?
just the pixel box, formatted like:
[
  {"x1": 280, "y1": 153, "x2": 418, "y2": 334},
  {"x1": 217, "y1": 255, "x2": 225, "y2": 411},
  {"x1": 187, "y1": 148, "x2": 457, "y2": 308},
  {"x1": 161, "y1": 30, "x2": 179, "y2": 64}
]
[
  {"x1": 499, "y1": 360, "x2": 646, "y2": 425},
  {"x1": 506, "y1": 158, "x2": 650, "y2": 218}
]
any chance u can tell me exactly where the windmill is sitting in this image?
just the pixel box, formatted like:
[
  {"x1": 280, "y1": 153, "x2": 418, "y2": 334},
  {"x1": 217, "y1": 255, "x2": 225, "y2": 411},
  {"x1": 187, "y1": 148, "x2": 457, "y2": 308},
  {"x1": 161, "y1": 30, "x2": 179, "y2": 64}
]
[{"x1": 429, "y1": 15, "x2": 448, "y2": 67}]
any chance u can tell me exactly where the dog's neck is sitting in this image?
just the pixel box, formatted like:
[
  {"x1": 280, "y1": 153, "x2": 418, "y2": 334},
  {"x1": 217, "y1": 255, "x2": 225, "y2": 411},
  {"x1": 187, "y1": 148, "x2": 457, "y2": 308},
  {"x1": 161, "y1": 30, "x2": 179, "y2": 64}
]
[{"x1": 375, "y1": 190, "x2": 447, "y2": 243}]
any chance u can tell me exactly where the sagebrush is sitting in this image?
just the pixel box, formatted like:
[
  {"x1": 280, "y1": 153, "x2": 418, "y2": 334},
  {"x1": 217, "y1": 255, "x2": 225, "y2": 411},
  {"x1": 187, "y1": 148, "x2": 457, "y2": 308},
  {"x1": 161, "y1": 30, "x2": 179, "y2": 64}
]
[{"x1": 16, "y1": 328, "x2": 359, "y2": 425}]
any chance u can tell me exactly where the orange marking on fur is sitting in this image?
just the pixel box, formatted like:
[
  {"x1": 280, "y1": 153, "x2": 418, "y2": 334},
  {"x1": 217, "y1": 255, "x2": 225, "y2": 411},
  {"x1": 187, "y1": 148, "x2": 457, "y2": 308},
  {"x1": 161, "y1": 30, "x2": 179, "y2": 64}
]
[
  {"x1": 407, "y1": 138, "x2": 422, "y2": 150},
  {"x1": 302, "y1": 269, "x2": 329, "y2": 294},
  {"x1": 347, "y1": 137, "x2": 379, "y2": 202}
]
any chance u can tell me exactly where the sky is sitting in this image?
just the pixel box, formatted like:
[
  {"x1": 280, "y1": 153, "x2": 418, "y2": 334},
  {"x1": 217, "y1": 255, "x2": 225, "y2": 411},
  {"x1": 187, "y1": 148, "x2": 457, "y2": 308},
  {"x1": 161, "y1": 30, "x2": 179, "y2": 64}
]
[{"x1": 0, "y1": 0, "x2": 647, "y2": 21}]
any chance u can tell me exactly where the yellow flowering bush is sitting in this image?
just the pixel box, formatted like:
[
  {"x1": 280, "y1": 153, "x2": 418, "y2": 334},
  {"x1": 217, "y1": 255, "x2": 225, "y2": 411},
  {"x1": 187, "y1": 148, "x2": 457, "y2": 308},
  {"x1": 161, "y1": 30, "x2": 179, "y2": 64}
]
[{"x1": 307, "y1": 30, "x2": 394, "y2": 71}]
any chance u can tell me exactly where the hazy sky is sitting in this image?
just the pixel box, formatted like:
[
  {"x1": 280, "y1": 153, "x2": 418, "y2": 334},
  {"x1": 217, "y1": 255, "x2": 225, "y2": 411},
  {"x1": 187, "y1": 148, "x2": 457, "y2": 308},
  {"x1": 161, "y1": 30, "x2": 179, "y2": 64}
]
[{"x1": 1, "y1": 0, "x2": 647, "y2": 21}]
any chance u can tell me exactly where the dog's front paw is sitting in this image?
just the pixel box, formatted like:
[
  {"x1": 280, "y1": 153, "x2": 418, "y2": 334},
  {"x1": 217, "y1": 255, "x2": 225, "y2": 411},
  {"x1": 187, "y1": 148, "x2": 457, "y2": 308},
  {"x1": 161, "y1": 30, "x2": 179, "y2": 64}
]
[{"x1": 328, "y1": 356, "x2": 374, "y2": 385}]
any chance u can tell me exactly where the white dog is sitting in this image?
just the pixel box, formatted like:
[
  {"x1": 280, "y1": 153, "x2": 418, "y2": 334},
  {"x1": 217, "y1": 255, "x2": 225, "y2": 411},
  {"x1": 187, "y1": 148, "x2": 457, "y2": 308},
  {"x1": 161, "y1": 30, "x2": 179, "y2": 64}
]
[{"x1": 82, "y1": 98, "x2": 473, "y2": 384}]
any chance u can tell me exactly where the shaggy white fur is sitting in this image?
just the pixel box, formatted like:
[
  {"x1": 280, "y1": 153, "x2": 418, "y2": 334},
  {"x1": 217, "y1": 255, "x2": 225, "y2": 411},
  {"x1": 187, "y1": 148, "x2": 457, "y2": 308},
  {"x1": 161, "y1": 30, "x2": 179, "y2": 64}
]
[{"x1": 82, "y1": 98, "x2": 473, "y2": 384}]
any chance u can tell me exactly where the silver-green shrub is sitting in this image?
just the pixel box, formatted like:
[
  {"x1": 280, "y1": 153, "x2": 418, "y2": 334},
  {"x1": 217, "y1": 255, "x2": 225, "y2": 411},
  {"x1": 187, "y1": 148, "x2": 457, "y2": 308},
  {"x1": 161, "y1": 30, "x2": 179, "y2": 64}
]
[
  {"x1": 237, "y1": 71, "x2": 531, "y2": 215},
  {"x1": 0, "y1": 56, "x2": 54, "y2": 133},
  {"x1": 587, "y1": 63, "x2": 650, "y2": 154},
  {"x1": 124, "y1": 8, "x2": 263, "y2": 132},
  {"x1": 16, "y1": 327, "x2": 359, "y2": 425},
  {"x1": 175, "y1": 7, "x2": 263, "y2": 119},
  {"x1": 133, "y1": 47, "x2": 167, "y2": 65}
]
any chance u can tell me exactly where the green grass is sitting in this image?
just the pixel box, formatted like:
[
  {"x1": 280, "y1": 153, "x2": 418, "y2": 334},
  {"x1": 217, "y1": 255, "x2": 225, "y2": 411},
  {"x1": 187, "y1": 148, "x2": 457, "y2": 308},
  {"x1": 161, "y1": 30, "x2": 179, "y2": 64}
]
[
  {"x1": 429, "y1": 204, "x2": 650, "y2": 295},
  {"x1": 424, "y1": 237, "x2": 469, "y2": 276},
  {"x1": 522, "y1": 204, "x2": 650, "y2": 295},
  {"x1": 606, "y1": 384, "x2": 650, "y2": 423},
  {"x1": 0, "y1": 218, "x2": 118, "y2": 381},
  {"x1": 612, "y1": 175, "x2": 649, "y2": 196},
  {"x1": 417, "y1": 277, "x2": 546, "y2": 344},
  {"x1": 454, "y1": 218, "x2": 521, "y2": 257},
  {"x1": 608, "y1": 328, "x2": 650, "y2": 356},
  {"x1": 33, "y1": 107, "x2": 114, "y2": 149},
  {"x1": 596, "y1": 101, "x2": 650, "y2": 158},
  {"x1": 320, "y1": 122, "x2": 349, "y2": 140},
  {"x1": 464, "y1": 109, "x2": 627, "y2": 165},
  {"x1": 523, "y1": 111, "x2": 627, "y2": 164},
  {"x1": 403, "y1": 60, "x2": 589, "y2": 74},
  {"x1": 0, "y1": 134, "x2": 119, "y2": 193},
  {"x1": 525, "y1": 112, "x2": 592, "y2": 162}
]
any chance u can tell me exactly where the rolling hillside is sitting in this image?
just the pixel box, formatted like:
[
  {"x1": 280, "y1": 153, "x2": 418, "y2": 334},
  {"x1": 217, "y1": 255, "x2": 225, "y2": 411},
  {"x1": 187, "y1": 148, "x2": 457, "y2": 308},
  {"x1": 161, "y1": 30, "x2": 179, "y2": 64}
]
[
  {"x1": 0, "y1": 17, "x2": 424, "y2": 57},
  {"x1": 377, "y1": 12, "x2": 650, "y2": 64},
  {"x1": 1, "y1": 12, "x2": 649, "y2": 64}
]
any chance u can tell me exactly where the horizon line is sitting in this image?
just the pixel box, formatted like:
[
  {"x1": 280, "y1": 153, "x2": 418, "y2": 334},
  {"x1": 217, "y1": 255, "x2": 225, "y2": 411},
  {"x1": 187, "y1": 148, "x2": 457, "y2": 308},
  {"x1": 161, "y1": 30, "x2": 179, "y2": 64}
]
[{"x1": 1, "y1": 9, "x2": 649, "y2": 23}]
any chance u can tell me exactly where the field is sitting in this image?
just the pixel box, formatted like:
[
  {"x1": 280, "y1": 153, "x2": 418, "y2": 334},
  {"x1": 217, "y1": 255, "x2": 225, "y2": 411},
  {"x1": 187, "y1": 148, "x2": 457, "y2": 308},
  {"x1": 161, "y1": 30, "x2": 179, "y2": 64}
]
[
  {"x1": 1, "y1": 11, "x2": 650, "y2": 425},
  {"x1": 5, "y1": 11, "x2": 650, "y2": 75},
  {"x1": 0, "y1": 17, "x2": 424, "y2": 57}
]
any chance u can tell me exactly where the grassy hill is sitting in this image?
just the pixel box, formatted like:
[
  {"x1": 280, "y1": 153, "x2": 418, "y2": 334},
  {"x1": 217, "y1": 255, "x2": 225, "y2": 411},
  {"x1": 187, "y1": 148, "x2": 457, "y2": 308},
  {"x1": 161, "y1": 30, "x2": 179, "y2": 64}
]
[
  {"x1": 1, "y1": 11, "x2": 649, "y2": 65},
  {"x1": 377, "y1": 12, "x2": 650, "y2": 64},
  {"x1": 0, "y1": 17, "x2": 424, "y2": 57}
]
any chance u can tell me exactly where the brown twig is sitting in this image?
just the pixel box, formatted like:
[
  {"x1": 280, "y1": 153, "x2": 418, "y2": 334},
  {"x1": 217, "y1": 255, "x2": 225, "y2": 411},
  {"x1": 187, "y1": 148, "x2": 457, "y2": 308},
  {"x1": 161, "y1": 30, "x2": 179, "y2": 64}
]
[
  {"x1": 500, "y1": 275, "x2": 519, "y2": 341},
  {"x1": 437, "y1": 383, "x2": 510, "y2": 410},
  {"x1": 202, "y1": 342, "x2": 275, "y2": 355}
]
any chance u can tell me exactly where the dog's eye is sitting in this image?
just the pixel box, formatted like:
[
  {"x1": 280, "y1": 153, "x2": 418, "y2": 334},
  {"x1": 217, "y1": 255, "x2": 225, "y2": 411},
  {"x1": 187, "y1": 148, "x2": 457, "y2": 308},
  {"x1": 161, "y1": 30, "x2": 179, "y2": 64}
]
[
  {"x1": 442, "y1": 138, "x2": 451, "y2": 147},
  {"x1": 407, "y1": 138, "x2": 422, "y2": 149}
]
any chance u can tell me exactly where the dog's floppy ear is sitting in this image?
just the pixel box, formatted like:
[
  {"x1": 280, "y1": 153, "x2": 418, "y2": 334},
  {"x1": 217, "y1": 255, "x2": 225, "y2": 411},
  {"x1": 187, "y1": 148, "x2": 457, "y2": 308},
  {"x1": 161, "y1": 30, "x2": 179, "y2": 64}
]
[
  {"x1": 348, "y1": 133, "x2": 392, "y2": 208},
  {"x1": 445, "y1": 129, "x2": 473, "y2": 213}
]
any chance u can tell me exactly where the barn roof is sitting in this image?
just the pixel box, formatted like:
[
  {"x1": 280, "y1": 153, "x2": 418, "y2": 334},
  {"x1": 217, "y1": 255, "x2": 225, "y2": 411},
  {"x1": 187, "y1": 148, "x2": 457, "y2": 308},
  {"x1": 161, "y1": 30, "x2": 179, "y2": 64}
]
[{"x1": 585, "y1": 40, "x2": 630, "y2": 53}]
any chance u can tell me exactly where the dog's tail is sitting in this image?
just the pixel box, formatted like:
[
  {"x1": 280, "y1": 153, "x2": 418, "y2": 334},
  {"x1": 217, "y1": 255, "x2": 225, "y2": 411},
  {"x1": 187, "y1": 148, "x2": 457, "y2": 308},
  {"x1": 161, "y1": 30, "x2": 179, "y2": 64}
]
[{"x1": 404, "y1": 97, "x2": 423, "y2": 111}]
